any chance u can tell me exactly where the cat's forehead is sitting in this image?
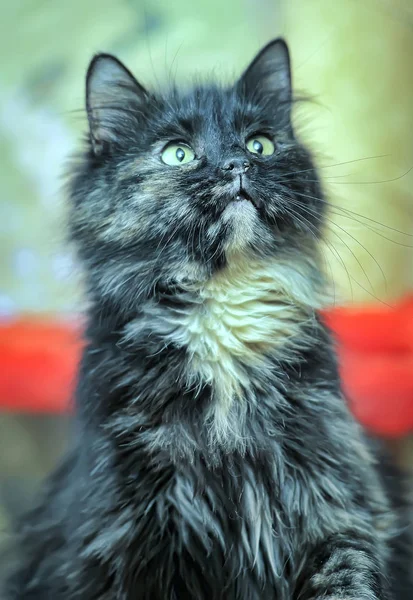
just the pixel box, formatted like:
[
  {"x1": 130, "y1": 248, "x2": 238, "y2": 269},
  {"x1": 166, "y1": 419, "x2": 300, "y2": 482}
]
[{"x1": 153, "y1": 84, "x2": 265, "y2": 134}]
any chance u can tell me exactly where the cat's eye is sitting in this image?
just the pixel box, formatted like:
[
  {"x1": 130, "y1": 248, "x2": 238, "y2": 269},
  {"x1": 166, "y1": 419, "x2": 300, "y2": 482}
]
[
  {"x1": 246, "y1": 135, "x2": 275, "y2": 156},
  {"x1": 161, "y1": 142, "x2": 195, "y2": 166}
]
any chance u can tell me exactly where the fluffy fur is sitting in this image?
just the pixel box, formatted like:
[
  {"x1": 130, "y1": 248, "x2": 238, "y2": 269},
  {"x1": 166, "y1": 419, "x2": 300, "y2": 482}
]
[{"x1": 4, "y1": 39, "x2": 412, "y2": 599}]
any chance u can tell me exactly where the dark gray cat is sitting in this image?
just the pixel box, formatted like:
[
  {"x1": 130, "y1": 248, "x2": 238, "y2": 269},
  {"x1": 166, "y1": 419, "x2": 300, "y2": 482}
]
[{"x1": 5, "y1": 39, "x2": 412, "y2": 599}]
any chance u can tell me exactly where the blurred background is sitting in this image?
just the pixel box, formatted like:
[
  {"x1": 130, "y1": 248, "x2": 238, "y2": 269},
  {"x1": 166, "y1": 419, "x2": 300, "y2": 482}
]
[{"x1": 1, "y1": 0, "x2": 413, "y2": 559}]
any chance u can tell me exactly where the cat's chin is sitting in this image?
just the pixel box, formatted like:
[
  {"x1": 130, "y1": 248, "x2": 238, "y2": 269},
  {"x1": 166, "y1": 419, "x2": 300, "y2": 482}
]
[
  {"x1": 222, "y1": 198, "x2": 257, "y2": 218},
  {"x1": 221, "y1": 199, "x2": 259, "y2": 251}
]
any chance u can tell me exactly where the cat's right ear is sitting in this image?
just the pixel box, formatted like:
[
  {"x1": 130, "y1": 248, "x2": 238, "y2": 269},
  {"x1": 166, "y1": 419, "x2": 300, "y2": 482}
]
[
  {"x1": 86, "y1": 54, "x2": 148, "y2": 155},
  {"x1": 238, "y1": 39, "x2": 291, "y2": 106}
]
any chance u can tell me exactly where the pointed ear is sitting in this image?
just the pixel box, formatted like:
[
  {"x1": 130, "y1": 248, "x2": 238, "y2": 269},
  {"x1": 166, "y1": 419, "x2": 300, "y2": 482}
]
[
  {"x1": 238, "y1": 38, "x2": 291, "y2": 106},
  {"x1": 86, "y1": 54, "x2": 148, "y2": 155}
]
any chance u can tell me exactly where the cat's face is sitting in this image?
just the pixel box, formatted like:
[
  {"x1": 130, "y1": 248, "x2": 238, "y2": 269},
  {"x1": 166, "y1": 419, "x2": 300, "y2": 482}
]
[{"x1": 69, "y1": 40, "x2": 325, "y2": 310}]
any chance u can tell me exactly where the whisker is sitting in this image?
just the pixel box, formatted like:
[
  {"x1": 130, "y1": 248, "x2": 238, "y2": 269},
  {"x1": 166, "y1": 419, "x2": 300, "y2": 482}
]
[
  {"x1": 328, "y1": 210, "x2": 413, "y2": 249},
  {"x1": 325, "y1": 217, "x2": 386, "y2": 293},
  {"x1": 154, "y1": 220, "x2": 183, "y2": 263},
  {"x1": 277, "y1": 154, "x2": 391, "y2": 179},
  {"x1": 290, "y1": 188, "x2": 413, "y2": 248},
  {"x1": 276, "y1": 192, "x2": 348, "y2": 296},
  {"x1": 323, "y1": 237, "x2": 354, "y2": 303},
  {"x1": 326, "y1": 226, "x2": 376, "y2": 293},
  {"x1": 321, "y1": 243, "x2": 337, "y2": 306},
  {"x1": 332, "y1": 164, "x2": 413, "y2": 186},
  {"x1": 287, "y1": 188, "x2": 413, "y2": 237},
  {"x1": 322, "y1": 236, "x2": 392, "y2": 307},
  {"x1": 291, "y1": 201, "x2": 376, "y2": 294},
  {"x1": 328, "y1": 204, "x2": 413, "y2": 238},
  {"x1": 285, "y1": 192, "x2": 388, "y2": 292},
  {"x1": 206, "y1": 227, "x2": 223, "y2": 265},
  {"x1": 332, "y1": 219, "x2": 413, "y2": 249},
  {"x1": 278, "y1": 201, "x2": 340, "y2": 304}
]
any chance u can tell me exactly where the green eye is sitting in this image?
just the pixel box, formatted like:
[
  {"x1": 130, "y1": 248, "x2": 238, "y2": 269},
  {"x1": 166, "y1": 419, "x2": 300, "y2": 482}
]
[
  {"x1": 246, "y1": 135, "x2": 275, "y2": 156},
  {"x1": 161, "y1": 142, "x2": 195, "y2": 166}
]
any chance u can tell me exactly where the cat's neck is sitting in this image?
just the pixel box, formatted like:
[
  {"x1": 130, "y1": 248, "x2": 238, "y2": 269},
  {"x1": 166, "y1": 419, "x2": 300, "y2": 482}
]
[
  {"x1": 90, "y1": 255, "x2": 324, "y2": 371},
  {"x1": 123, "y1": 257, "x2": 321, "y2": 404},
  {"x1": 82, "y1": 255, "x2": 328, "y2": 454}
]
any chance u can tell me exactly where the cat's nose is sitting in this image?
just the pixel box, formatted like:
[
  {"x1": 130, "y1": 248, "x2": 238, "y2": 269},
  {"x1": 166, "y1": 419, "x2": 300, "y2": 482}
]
[{"x1": 220, "y1": 158, "x2": 250, "y2": 175}]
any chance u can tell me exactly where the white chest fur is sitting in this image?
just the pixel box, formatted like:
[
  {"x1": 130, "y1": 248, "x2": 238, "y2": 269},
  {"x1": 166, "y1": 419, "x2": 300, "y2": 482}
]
[{"x1": 170, "y1": 258, "x2": 321, "y2": 413}]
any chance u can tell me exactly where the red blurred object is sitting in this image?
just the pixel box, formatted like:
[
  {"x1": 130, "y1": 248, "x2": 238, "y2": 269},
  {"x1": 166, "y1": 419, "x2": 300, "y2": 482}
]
[
  {"x1": 1, "y1": 298, "x2": 413, "y2": 438},
  {"x1": 0, "y1": 318, "x2": 82, "y2": 413},
  {"x1": 324, "y1": 296, "x2": 413, "y2": 438}
]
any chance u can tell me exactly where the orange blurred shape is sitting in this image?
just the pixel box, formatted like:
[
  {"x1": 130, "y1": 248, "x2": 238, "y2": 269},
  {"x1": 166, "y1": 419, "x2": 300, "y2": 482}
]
[
  {"x1": 0, "y1": 318, "x2": 83, "y2": 413},
  {"x1": 1, "y1": 301, "x2": 413, "y2": 438},
  {"x1": 324, "y1": 295, "x2": 413, "y2": 438}
]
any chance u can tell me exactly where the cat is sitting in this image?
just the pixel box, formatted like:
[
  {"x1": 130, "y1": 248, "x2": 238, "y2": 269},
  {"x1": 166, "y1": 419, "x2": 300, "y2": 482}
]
[{"x1": 4, "y1": 38, "x2": 412, "y2": 599}]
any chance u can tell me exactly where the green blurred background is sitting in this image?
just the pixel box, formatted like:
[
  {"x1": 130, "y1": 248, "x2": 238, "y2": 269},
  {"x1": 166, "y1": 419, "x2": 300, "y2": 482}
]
[
  {"x1": 2, "y1": 0, "x2": 413, "y2": 315},
  {"x1": 1, "y1": 0, "x2": 282, "y2": 316}
]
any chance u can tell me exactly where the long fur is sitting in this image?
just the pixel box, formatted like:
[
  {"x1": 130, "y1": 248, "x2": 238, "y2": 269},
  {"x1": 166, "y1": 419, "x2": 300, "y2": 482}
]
[{"x1": 4, "y1": 40, "x2": 412, "y2": 599}]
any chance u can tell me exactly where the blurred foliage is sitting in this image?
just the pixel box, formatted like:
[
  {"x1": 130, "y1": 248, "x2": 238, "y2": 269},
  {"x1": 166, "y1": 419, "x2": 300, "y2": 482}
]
[
  {"x1": 2, "y1": 0, "x2": 413, "y2": 313},
  {"x1": 0, "y1": 0, "x2": 279, "y2": 315}
]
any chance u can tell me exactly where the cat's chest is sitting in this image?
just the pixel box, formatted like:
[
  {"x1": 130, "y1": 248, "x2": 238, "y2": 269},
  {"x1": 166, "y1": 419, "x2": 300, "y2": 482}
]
[
  {"x1": 170, "y1": 261, "x2": 308, "y2": 407},
  {"x1": 126, "y1": 453, "x2": 305, "y2": 599}
]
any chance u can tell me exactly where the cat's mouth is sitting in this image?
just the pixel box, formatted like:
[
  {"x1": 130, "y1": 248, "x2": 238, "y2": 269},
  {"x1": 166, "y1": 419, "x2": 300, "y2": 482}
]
[{"x1": 233, "y1": 188, "x2": 257, "y2": 208}]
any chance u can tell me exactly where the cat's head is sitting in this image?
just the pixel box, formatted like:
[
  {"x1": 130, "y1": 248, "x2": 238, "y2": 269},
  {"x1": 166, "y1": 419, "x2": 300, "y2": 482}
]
[{"x1": 69, "y1": 40, "x2": 326, "y2": 312}]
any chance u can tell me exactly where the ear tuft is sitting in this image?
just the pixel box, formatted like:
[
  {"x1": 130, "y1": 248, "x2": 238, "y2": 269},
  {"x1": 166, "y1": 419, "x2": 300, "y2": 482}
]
[{"x1": 86, "y1": 54, "x2": 148, "y2": 155}]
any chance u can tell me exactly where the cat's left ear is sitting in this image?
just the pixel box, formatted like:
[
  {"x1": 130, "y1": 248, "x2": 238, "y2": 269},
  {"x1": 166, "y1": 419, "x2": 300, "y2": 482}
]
[
  {"x1": 238, "y1": 38, "x2": 291, "y2": 106},
  {"x1": 86, "y1": 53, "x2": 148, "y2": 155}
]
